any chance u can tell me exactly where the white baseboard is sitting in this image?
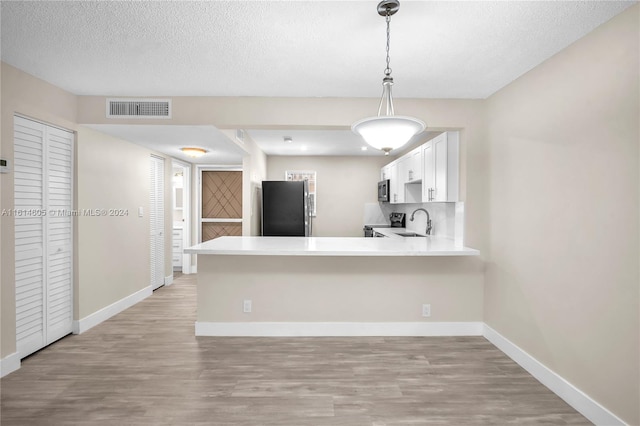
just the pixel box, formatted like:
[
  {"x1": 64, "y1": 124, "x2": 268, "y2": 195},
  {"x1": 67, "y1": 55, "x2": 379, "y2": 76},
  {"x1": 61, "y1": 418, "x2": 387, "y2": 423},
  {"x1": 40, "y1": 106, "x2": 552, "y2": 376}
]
[
  {"x1": 164, "y1": 274, "x2": 173, "y2": 286},
  {"x1": 483, "y1": 324, "x2": 625, "y2": 426},
  {"x1": 0, "y1": 352, "x2": 21, "y2": 378},
  {"x1": 195, "y1": 321, "x2": 483, "y2": 337},
  {"x1": 72, "y1": 285, "x2": 152, "y2": 334}
]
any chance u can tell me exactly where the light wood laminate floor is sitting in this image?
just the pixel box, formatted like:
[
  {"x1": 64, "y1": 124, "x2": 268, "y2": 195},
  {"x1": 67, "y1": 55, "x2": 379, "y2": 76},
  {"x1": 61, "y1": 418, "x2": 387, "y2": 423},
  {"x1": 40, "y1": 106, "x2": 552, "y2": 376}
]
[{"x1": 1, "y1": 274, "x2": 589, "y2": 425}]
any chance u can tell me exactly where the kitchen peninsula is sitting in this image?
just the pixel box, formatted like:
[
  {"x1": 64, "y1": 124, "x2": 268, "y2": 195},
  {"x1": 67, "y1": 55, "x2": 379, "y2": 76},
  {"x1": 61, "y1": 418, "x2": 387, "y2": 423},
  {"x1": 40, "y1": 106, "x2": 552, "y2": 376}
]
[{"x1": 185, "y1": 236, "x2": 483, "y2": 337}]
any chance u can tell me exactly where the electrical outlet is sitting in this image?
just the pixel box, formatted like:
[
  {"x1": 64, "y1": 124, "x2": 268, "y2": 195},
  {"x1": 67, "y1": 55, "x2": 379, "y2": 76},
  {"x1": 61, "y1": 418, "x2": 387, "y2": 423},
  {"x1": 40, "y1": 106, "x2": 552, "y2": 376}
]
[
  {"x1": 422, "y1": 304, "x2": 431, "y2": 317},
  {"x1": 243, "y1": 299, "x2": 252, "y2": 313}
]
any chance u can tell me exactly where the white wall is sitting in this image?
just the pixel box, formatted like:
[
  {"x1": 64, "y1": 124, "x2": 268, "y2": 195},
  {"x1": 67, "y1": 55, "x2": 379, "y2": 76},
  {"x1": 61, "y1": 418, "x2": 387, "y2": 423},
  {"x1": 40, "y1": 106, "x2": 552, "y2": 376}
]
[
  {"x1": 75, "y1": 127, "x2": 152, "y2": 319},
  {"x1": 267, "y1": 156, "x2": 390, "y2": 237},
  {"x1": 485, "y1": 6, "x2": 639, "y2": 424}
]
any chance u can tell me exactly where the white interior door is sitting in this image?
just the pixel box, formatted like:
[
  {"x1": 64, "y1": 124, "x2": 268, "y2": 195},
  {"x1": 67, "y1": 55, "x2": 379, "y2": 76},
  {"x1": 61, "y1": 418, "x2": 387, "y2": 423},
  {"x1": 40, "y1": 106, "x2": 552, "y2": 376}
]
[
  {"x1": 14, "y1": 116, "x2": 73, "y2": 359},
  {"x1": 150, "y1": 155, "x2": 165, "y2": 290}
]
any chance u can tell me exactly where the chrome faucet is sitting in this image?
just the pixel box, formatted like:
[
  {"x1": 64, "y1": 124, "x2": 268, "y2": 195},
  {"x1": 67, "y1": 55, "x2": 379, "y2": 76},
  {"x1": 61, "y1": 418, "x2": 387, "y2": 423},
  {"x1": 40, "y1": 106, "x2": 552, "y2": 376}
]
[{"x1": 410, "y1": 208, "x2": 432, "y2": 235}]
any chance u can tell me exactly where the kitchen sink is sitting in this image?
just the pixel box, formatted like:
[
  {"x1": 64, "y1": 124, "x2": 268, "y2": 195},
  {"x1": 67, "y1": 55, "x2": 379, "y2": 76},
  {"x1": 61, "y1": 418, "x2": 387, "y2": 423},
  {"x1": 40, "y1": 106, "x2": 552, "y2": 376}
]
[{"x1": 396, "y1": 232, "x2": 426, "y2": 238}]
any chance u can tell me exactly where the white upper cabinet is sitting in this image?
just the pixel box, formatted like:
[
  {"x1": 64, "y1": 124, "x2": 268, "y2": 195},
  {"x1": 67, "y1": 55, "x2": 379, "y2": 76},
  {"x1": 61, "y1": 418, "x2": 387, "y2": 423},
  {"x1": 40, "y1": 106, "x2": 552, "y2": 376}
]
[
  {"x1": 381, "y1": 165, "x2": 391, "y2": 181},
  {"x1": 389, "y1": 161, "x2": 402, "y2": 204},
  {"x1": 422, "y1": 140, "x2": 435, "y2": 201},
  {"x1": 422, "y1": 131, "x2": 459, "y2": 202},
  {"x1": 381, "y1": 131, "x2": 459, "y2": 204},
  {"x1": 404, "y1": 147, "x2": 422, "y2": 184}
]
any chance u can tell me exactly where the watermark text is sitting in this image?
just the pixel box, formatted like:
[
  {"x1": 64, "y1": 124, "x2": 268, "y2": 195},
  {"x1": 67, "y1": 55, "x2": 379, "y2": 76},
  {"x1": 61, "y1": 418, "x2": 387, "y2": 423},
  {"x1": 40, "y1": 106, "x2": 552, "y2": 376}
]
[{"x1": 1, "y1": 208, "x2": 129, "y2": 217}]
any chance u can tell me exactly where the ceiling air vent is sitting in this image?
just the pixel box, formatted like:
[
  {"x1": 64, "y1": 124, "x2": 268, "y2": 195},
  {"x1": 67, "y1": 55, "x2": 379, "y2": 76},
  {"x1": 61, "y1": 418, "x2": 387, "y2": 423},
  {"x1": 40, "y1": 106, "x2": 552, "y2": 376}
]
[
  {"x1": 235, "y1": 129, "x2": 246, "y2": 145},
  {"x1": 106, "y1": 98, "x2": 172, "y2": 119}
]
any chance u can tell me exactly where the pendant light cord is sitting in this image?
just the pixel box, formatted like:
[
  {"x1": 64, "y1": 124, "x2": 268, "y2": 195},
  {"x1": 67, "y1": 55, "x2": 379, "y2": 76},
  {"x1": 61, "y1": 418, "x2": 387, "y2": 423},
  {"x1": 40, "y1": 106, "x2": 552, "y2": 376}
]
[{"x1": 384, "y1": 11, "x2": 392, "y2": 77}]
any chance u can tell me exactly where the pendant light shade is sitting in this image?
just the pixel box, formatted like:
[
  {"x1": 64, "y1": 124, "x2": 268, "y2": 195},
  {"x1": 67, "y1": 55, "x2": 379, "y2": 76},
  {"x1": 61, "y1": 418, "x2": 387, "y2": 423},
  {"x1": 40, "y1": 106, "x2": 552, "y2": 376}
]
[
  {"x1": 352, "y1": 116, "x2": 425, "y2": 153},
  {"x1": 352, "y1": 0, "x2": 426, "y2": 155}
]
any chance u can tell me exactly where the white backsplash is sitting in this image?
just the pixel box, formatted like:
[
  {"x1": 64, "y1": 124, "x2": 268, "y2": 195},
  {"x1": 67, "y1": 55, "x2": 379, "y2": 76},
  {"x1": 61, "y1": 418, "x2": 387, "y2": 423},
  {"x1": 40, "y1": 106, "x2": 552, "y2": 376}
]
[
  {"x1": 363, "y1": 203, "x2": 389, "y2": 225},
  {"x1": 365, "y1": 202, "x2": 465, "y2": 243}
]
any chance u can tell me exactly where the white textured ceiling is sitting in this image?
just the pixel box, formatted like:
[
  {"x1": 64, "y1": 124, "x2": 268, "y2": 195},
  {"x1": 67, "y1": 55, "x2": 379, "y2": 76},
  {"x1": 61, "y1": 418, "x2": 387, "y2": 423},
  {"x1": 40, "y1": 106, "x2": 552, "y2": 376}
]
[
  {"x1": 1, "y1": 1, "x2": 635, "y2": 160},
  {"x1": 246, "y1": 129, "x2": 441, "y2": 156},
  {"x1": 1, "y1": 1, "x2": 634, "y2": 99},
  {"x1": 85, "y1": 124, "x2": 246, "y2": 165}
]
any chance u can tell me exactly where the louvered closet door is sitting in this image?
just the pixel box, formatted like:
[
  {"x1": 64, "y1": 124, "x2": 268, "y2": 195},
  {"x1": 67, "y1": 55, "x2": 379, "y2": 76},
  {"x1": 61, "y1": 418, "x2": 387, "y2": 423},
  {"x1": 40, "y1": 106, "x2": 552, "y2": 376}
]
[
  {"x1": 45, "y1": 126, "x2": 73, "y2": 343},
  {"x1": 150, "y1": 155, "x2": 165, "y2": 290},
  {"x1": 14, "y1": 117, "x2": 46, "y2": 357},
  {"x1": 14, "y1": 116, "x2": 73, "y2": 359}
]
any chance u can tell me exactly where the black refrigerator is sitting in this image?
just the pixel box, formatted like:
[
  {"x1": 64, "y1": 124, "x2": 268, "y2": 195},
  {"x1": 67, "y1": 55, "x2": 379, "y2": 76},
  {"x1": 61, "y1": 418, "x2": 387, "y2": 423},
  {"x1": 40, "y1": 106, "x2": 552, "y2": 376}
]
[{"x1": 261, "y1": 181, "x2": 312, "y2": 236}]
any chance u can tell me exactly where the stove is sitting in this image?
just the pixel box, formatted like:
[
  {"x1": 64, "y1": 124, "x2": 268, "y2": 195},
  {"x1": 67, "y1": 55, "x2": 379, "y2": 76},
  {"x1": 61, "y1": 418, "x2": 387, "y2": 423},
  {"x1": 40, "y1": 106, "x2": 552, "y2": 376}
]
[{"x1": 389, "y1": 212, "x2": 406, "y2": 228}]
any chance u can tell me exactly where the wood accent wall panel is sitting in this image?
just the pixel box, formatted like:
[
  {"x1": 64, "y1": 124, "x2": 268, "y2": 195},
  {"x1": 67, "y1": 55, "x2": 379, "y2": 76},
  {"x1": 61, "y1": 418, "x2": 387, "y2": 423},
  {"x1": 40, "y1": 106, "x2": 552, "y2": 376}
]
[
  {"x1": 202, "y1": 171, "x2": 242, "y2": 219},
  {"x1": 202, "y1": 222, "x2": 242, "y2": 242}
]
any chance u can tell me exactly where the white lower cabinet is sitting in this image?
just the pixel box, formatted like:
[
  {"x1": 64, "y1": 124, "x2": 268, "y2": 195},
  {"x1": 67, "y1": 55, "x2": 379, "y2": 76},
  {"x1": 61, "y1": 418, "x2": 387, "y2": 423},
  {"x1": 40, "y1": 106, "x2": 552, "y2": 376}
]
[{"x1": 172, "y1": 228, "x2": 183, "y2": 270}]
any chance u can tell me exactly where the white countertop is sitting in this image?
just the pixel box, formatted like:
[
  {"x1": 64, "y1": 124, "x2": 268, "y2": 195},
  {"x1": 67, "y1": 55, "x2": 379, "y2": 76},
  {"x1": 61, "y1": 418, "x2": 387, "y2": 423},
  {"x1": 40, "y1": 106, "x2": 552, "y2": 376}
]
[{"x1": 185, "y1": 235, "x2": 479, "y2": 257}]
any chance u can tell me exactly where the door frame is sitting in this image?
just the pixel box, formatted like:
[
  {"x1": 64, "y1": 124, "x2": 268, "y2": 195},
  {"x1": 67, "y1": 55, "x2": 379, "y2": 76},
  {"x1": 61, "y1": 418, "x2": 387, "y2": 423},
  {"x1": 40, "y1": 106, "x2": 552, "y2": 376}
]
[
  {"x1": 171, "y1": 159, "x2": 192, "y2": 274},
  {"x1": 195, "y1": 165, "x2": 242, "y2": 272}
]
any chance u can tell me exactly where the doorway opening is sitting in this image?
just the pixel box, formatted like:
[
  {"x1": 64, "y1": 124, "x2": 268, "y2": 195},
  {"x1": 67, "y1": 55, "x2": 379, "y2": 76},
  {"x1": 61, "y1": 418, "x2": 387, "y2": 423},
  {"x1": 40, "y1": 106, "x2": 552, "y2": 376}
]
[{"x1": 172, "y1": 160, "x2": 192, "y2": 275}]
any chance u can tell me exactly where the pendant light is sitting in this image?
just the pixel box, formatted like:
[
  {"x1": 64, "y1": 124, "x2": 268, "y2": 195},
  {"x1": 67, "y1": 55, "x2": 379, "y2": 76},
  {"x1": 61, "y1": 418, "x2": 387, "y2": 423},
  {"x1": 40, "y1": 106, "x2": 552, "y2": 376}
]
[{"x1": 352, "y1": 0, "x2": 425, "y2": 155}]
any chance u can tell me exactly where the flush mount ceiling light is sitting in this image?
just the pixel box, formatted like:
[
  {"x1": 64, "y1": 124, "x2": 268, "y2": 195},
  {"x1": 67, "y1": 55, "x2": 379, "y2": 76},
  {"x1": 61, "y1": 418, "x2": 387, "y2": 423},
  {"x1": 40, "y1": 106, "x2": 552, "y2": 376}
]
[
  {"x1": 352, "y1": 0, "x2": 426, "y2": 155},
  {"x1": 181, "y1": 147, "x2": 207, "y2": 158}
]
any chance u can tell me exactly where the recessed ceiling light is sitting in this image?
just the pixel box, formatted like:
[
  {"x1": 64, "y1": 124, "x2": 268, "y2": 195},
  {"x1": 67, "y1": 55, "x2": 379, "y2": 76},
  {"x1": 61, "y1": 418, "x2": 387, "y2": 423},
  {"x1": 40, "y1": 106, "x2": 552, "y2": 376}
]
[
  {"x1": 181, "y1": 147, "x2": 207, "y2": 158},
  {"x1": 284, "y1": 136, "x2": 293, "y2": 144},
  {"x1": 300, "y1": 146, "x2": 307, "y2": 151}
]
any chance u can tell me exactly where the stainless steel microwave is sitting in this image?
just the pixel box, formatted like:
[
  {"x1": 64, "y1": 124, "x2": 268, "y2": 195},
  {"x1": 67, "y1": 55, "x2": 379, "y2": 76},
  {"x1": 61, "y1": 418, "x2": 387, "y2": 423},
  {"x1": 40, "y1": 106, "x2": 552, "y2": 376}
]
[{"x1": 378, "y1": 179, "x2": 390, "y2": 202}]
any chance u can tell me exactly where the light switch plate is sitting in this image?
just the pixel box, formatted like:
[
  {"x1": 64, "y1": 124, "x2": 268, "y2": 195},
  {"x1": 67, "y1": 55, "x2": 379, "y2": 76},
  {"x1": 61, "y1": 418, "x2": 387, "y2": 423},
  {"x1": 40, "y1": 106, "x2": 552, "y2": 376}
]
[{"x1": 0, "y1": 158, "x2": 10, "y2": 173}]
